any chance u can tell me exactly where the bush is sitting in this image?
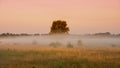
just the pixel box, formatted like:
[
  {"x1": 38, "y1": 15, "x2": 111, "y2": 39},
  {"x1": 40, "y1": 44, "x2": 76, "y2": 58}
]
[
  {"x1": 67, "y1": 42, "x2": 74, "y2": 48},
  {"x1": 77, "y1": 40, "x2": 83, "y2": 46},
  {"x1": 0, "y1": 41, "x2": 2, "y2": 44},
  {"x1": 32, "y1": 40, "x2": 38, "y2": 45},
  {"x1": 111, "y1": 44, "x2": 116, "y2": 47},
  {"x1": 49, "y1": 42, "x2": 62, "y2": 48}
]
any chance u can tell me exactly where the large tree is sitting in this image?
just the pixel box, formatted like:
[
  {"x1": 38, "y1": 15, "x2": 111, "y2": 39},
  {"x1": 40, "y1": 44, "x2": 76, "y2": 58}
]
[{"x1": 50, "y1": 20, "x2": 70, "y2": 34}]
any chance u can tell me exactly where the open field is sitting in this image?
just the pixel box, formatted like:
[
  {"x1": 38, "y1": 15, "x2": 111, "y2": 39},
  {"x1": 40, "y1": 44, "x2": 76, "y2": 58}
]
[{"x1": 0, "y1": 44, "x2": 120, "y2": 68}]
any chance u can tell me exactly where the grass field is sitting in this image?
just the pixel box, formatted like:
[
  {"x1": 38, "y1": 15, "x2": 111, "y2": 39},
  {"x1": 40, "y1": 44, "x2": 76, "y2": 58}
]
[{"x1": 0, "y1": 44, "x2": 120, "y2": 68}]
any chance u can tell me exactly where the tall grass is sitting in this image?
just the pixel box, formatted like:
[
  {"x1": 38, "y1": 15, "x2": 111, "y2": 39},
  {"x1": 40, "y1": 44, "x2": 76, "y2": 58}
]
[{"x1": 0, "y1": 47, "x2": 120, "y2": 68}]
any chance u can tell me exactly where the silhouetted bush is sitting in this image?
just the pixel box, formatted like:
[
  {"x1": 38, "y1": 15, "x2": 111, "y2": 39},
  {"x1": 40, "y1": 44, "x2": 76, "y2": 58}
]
[
  {"x1": 77, "y1": 40, "x2": 83, "y2": 46},
  {"x1": 32, "y1": 66, "x2": 36, "y2": 68},
  {"x1": 67, "y1": 42, "x2": 74, "y2": 48},
  {"x1": 0, "y1": 41, "x2": 2, "y2": 44},
  {"x1": 32, "y1": 40, "x2": 38, "y2": 45},
  {"x1": 49, "y1": 42, "x2": 62, "y2": 48},
  {"x1": 111, "y1": 44, "x2": 116, "y2": 47}
]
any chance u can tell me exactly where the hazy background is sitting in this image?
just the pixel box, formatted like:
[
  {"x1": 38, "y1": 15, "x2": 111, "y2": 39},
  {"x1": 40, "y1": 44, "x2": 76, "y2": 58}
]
[{"x1": 0, "y1": 0, "x2": 120, "y2": 34}]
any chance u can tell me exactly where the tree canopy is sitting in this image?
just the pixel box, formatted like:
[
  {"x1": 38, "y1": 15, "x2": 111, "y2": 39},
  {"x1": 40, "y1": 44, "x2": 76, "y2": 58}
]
[{"x1": 50, "y1": 20, "x2": 69, "y2": 34}]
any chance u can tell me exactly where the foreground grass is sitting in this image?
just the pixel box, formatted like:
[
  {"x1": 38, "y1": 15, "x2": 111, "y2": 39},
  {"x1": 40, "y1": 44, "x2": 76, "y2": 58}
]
[{"x1": 0, "y1": 47, "x2": 120, "y2": 68}]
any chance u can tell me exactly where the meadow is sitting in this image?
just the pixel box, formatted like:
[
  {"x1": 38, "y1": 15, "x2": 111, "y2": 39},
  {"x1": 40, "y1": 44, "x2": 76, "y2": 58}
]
[
  {"x1": 0, "y1": 35, "x2": 120, "y2": 68},
  {"x1": 0, "y1": 44, "x2": 120, "y2": 68}
]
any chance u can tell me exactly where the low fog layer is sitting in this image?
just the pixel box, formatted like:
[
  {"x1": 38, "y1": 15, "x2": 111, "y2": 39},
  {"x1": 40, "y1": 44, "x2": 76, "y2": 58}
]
[{"x1": 0, "y1": 35, "x2": 120, "y2": 47}]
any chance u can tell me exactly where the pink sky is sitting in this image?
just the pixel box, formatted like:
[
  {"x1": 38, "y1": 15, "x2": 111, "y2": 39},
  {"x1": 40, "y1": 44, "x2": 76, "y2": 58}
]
[{"x1": 0, "y1": 0, "x2": 120, "y2": 34}]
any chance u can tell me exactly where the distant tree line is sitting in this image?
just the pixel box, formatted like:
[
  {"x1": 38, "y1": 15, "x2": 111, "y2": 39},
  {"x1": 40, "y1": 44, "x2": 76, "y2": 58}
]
[
  {"x1": 0, "y1": 32, "x2": 120, "y2": 37},
  {"x1": 85, "y1": 32, "x2": 120, "y2": 36},
  {"x1": 0, "y1": 33, "x2": 40, "y2": 37},
  {"x1": 93, "y1": 32, "x2": 111, "y2": 36}
]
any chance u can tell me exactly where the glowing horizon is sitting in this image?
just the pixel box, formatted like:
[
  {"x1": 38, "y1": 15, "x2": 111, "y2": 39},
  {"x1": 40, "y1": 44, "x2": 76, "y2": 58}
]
[{"x1": 0, "y1": 0, "x2": 120, "y2": 34}]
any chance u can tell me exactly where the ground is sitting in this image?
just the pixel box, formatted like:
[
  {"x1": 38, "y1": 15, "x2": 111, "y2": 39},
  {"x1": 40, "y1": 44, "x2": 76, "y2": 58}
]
[{"x1": 0, "y1": 44, "x2": 120, "y2": 68}]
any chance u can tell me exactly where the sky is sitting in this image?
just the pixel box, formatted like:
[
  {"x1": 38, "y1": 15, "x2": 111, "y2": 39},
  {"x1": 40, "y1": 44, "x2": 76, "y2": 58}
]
[{"x1": 0, "y1": 0, "x2": 120, "y2": 34}]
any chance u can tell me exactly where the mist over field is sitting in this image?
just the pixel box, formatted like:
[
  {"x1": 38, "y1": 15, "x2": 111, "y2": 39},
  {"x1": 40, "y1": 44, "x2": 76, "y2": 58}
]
[
  {"x1": 0, "y1": 35, "x2": 120, "y2": 68},
  {"x1": 0, "y1": 35, "x2": 120, "y2": 48}
]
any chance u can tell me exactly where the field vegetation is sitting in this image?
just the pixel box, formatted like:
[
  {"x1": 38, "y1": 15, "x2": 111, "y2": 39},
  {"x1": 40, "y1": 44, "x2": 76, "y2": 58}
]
[{"x1": 0, "y1": 44, "x2": 120, "y2": 68}]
